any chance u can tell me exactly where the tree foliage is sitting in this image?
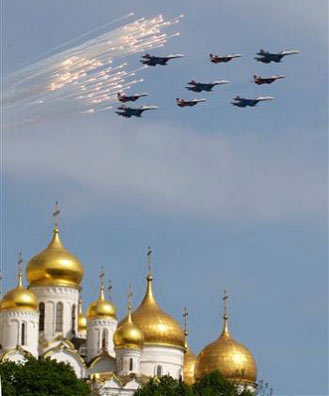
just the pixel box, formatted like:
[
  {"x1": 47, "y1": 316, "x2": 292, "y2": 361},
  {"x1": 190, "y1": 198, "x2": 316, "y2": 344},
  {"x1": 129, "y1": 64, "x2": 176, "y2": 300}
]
[
  {"x1": 134, "y1": 371, "x2": 254, "y2": 396},
  {"x1": 0, "y1": 356, "x2": 91, "y2": 396}
]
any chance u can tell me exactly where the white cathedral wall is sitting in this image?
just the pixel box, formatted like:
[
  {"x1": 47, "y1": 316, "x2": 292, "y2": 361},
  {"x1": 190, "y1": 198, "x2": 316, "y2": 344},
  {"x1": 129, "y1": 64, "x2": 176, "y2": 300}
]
[
  {"x1": 0, "y1": 310, "x2": 39, "y2": 357},
  {"x1": 46, "y1": 349, "x2": 86, "y2": 378},
  {"x1": 115, "y1": 348, "x2": 141, "y2": 375},
  {"x1": 140, "y1": 345, "x2": 184, "y2": 379},
  {"x1": 87, "y1": 317, "x2": 117, "y2": 362},
  {"x1": 30, "y1": 286, "x2": 79, "y2": 342}
]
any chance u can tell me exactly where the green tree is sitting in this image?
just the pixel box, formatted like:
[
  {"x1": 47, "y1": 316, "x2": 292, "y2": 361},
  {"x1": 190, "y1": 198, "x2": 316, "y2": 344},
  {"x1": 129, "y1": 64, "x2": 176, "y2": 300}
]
[
  {"x1": 0, "y1": 356, "x2": 91, "y2": 396},
  {"x1": 134, "y1": 372, "x2": 254, "y2": 396}
]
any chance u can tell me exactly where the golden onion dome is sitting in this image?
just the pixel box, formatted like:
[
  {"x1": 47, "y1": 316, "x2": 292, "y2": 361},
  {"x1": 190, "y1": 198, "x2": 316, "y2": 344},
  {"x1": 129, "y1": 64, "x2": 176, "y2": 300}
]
[
  {"x1": 114, "y1": 305, "x2": 144, "y2": 350},
  {"x1": 119, "y1": 275, "x2": 185, "y2": 350},
  {"x1": 1, "y1": 272, "x2": 37, "y2": 312},
  {"x1": 78, "y1": 298, "x2": 87, "y2": 333},
  {"x1": 184, "y1": 334, "x2": 197, "y2": 385},
  {"x1": 26, "y1": 228, "x2": 84, "y2": 288},
  {"x1": 87, "y1": 281, "x2": 117, "y2": 320},
  {"x1": 196, "y1": 312, "x2": 257, "y2": 385}
]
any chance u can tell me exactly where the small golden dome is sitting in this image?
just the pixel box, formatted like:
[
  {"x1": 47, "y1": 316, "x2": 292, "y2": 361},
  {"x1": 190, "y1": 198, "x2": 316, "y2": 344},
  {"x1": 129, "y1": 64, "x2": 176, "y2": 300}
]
[
  {"x1": 26, "y1": 228, "x2": 84, "y2": 288},
  {"x1": 119, "y1": 275, "x2": 185, "y2": 350},
  {"x1": 196, "y1": 314, "x2": 257, "y2": 384},
  {"x1": 1, "y1": 272, "x2": 37, "y2": 312},
  {"x1": 78, "y1": 298, "x2": 87, "y2": 333},
  {"x1": 114, "y1": 305, "x2": 144, "y2": 350},
  {"x1": 184, "y1": 340, "x2": 197, "y2": 385},
  {"x1": 87, "y1": 281, "x2": 117, "y2": 320}
]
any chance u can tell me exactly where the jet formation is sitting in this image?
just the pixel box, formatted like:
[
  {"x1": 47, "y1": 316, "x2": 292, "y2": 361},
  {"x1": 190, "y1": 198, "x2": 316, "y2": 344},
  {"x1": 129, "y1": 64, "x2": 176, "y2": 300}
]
[{"x1": 116, "y1": 48, "x2": 300, "y2": 117}]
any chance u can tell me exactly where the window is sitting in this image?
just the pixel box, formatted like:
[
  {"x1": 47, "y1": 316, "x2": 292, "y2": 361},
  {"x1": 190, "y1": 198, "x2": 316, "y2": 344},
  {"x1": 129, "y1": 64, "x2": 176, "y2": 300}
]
[
  {"x1": 56, "y1": 302, "x2": 63, "y2": 332},
  {"x1": 101, "y1": 329, "x2": 108, "y2": 350},
  {"x1": 39, "y1": 303, "x2": 45, "y2": 331},
  {"x1": 21, "y1": 323, "x2": 26, "y2": 345},
  {"x1": 71, "y1": 304, "x2": 76, "y2": 333},
  {"x1": 156, "y1": 365, "x2": 162, "y2": 377},
  {"x1": 129, "y1": 358, "x2": 133, "y2": 371}
]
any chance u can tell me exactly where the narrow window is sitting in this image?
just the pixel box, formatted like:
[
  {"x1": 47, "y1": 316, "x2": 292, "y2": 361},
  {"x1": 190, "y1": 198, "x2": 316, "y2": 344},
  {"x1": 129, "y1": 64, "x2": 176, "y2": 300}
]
[
  {"x1": 21, "y1": 323, "x2": 26, "y2": 345},
  {"x1": 39, "y1": 303, "x2": 45, "y2": 331},
  {"x1": 71, "y1": 304, "x2": 76, "y2": 333},
  {"x1": 56, "y1": 302, "x2": 63, "y2": 332},
  {"x1": 101, "y1": 329, "x2": 108, "y2": 350},
  {"x1": 156, "y1": 365, "x2": 162, "y2": 377},
  {"x1": 129, "y1": 358, "x2": 133, "y2": 371}
]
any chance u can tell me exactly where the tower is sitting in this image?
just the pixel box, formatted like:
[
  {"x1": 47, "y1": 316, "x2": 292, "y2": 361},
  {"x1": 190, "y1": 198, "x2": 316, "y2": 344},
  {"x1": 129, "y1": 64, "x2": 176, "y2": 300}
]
[
  {"x1": 86, "y1": 268, "x2": 118, "y2": 362},
  {"x1": 118, "y1": 247, "x2": 185, "y2": 378},
  {"x1": 26, "y1": 204, "x2": 84, "y2": 348},
  {"x1": 113, "y1": 285, "x2": 144, "y2": 376},
  {"x1": 0, "y1": 253, "x2": 39, "y2": 358}
]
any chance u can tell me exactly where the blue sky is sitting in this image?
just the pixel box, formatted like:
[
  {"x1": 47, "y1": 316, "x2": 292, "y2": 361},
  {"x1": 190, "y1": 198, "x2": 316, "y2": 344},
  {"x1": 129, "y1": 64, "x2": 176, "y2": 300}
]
[{"x1": 2, "y1": 1, "x2": 328, "y2": 394}]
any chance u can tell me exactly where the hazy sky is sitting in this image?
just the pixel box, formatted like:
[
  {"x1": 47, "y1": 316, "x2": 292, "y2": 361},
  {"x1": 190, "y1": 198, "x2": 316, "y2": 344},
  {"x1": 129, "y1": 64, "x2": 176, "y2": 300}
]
[{"x1": 2, "y1": 1, "x2": 328, "y2": 394}]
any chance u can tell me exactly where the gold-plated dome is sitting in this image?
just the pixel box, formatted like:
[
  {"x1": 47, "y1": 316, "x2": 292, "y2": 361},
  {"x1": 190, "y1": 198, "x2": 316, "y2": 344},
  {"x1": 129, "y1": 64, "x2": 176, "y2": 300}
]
[
  {"x1": 184, "y1": 342, "x2": 197, "y2": 385},
  {"x1": 114, "y1": 304, "x2": 144, "y2": 350},
  {"x1": 196, "y1": 294, "x2": 257, "y2": 385},
  {"x1": 26, "y1": 228, "x2": 84, "y2": 288},
  {"x1": 1, "y1": 272, "x2": 37, "y2": 312},
  {"x1": 119, "y1": 275, "x2": 185, "y2": 350},
  {"x1": 87, "y1": 278, "x2": 117, "y2": 320},
  {"x1": 78, "y1": 298, "x2": 87, "y2": 333}
]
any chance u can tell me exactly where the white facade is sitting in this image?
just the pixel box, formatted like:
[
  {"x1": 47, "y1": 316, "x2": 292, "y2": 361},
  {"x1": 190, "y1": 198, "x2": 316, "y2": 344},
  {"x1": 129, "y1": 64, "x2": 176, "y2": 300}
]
[
  {"x1": 87, "y1": 317, "x2": 117, "y2": 361},
  {"x1": 30, "y1": 285, "x2": 79, "y2": 346},
  {"x1": 115, "y1": 348, "x2": 141, "y2": 376},
  {"x1": 140, "y1": 345, "x2": 184, "y2": 379},
  {"x1": 0, "y1": 310, "x2": 39, "y2": 358}
]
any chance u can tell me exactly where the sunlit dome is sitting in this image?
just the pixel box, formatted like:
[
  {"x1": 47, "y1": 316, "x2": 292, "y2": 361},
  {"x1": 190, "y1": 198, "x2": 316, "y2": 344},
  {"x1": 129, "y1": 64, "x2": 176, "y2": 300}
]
[
  {"x1": 195, "y1": 294, "x2": 257, "y2": 385},
  {"x1": 26, "y1": 227, "x2": 84, "y2": 288}
]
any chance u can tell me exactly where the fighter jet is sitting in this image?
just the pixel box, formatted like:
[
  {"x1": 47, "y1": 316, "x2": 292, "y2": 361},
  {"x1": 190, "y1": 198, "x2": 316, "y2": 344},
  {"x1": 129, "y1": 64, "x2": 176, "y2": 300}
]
[
  {"x1": 116, "y1": 104, "x2": 158, "y2": 118},
  {"x1": 231, "y1": 96, "x2": 274, "y2": 108},
  {"x1": 176, "y1": 98, "x2": 207, "y2": 107},
  {"x1": 255, "y1": 49, "x2": 300, "y2": 63},
  {"x1": 117, "y1": 92, "x2": 148, "y2": 103},
  {"x1": 140, "y1": 53, "x2": 184, "y2": 66},
  {"x1": 209, "y1": 53, "x2": 242, "y2": 63},
  {"x1": 185, "y1": 80, "x2": 229, "y2": 92},
  {"x1": 253, "y1": 75, "x2": 285, "y2": 85}
]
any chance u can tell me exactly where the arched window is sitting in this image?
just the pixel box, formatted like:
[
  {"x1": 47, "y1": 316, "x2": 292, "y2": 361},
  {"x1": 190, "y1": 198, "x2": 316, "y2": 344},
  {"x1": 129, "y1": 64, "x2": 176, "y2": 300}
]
[
  {"x1": 156, "y1": 365, "x2": 162, "y2": 377},
  {"x1": 39, "y1": 303, "x2": 45, "y2": 331},
  {"x1": 56, "y1": 302, "x2": 63, "y2": 332},
  {"x1": 71, "y1": 304, "x2": 76, "y2": 333},
  {"x1": 21, "y1": 323, "x2": 26, "y2": 345},
  {"x1": 101, "y1": 329, "x2": 108, "y2": 350},
  {"x1": 129, "y1": 358, "x2": 133, "y2": 371}
]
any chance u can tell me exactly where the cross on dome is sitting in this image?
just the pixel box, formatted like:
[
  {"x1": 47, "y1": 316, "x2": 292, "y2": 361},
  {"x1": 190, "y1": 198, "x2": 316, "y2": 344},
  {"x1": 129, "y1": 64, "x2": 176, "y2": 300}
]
[{"x1": 53, "y1": 201, "x2": 60, "y2": 229}]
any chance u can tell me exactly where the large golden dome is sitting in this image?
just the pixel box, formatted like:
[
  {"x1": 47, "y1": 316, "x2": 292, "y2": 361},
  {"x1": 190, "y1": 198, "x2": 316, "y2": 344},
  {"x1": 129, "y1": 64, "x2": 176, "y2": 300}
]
[
  {"x1": 196, "y1": 315, "x2": 257, "y2": 384},
  {"x1": 114, "y1": 305, "x2": 144, "y2": 350},
  {"x1": 87, "y1": 282, "x2": 117, "y2": 320},
  {"x1": 26, "y1": 228, "x2": 84, "y2": 288},
  {"x1": 118, "y1": 275, "x2": 185, "y2": 350},
  {"x1": 1, "y1": 272, "x2": 37, "y2": 312}
]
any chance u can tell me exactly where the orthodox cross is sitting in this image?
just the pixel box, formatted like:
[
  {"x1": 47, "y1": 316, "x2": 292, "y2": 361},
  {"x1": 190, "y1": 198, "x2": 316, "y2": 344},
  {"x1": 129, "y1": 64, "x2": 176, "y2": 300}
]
[
  {"x1": 108, "y1": 279, "x2": 113, "y2": 299},
  {"x1": 223, "y1": 290, "x2": 228, "y2": 317},
  {"x1": 183, "y1": 307, "x2": 189, "y2": 333},
  {"x1": 147, "y1": 245, "x2": 152, "y2": 276},
  {"x1": 53, "y1": 201, "x2": 60, "y2": 228}
]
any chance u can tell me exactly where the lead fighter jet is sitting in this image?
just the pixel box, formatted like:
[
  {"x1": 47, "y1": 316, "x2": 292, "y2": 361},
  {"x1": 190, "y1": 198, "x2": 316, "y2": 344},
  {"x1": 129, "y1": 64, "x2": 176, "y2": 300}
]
[
  {"x1": 176, "y1": 98, "x2": 207, "y2": 107},
  {"x1": 140, "y1": 53, "x2": 184, "y2": 66},
  {"x1": 209, "y1": 53, "x2": 242, "y2": 63},
  {"x1": 186, "y1": 79, "x2": 229, "y2": 92},
  {"x1": 117, "y1": 92, "x2": 148, "y2": 103},
  {"x1": 231, "y1": 96, "x2": 274, "y2": 108},
  {"x1": 253, "y1": 75, "x2": 285, "y2": 85},
  {"x1": 255, "y1": 49, "x2": 300, "y2": 63},
  {"x1": 116, "y1": 104, "x2": 158, "y2": 118}
]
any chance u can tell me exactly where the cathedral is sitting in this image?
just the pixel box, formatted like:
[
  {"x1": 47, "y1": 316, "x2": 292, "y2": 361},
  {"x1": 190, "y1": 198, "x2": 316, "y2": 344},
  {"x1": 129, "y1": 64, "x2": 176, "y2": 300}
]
[{"x1": 0, "y1": 210, "x2": 257, "y2": 395}]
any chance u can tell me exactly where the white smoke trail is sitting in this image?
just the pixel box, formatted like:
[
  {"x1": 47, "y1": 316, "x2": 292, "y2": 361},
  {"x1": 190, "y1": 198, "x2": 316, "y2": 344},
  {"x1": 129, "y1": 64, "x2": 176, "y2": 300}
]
[{"x1": 2, "y1": 14, "x2": 183, "y2": 127}]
